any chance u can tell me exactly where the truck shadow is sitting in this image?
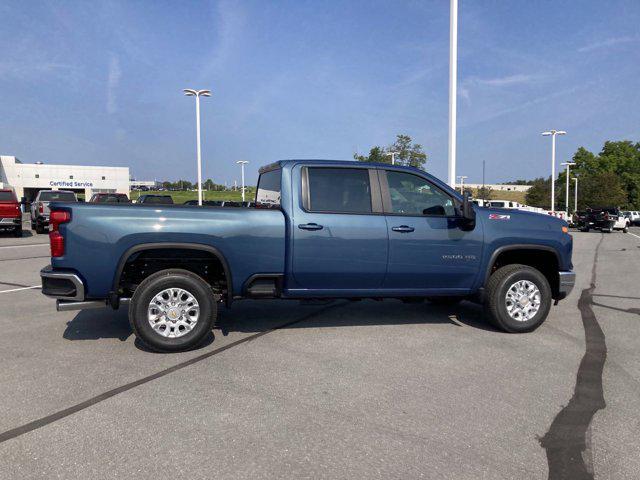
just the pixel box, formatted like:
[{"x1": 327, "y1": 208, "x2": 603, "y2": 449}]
[{"x1": 62, "y1": 299, "x2": 496, "y2": 349}]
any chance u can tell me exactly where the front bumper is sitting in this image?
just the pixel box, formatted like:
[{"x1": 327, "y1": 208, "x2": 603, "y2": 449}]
[{"x1": 558, "y1": 271, "x2": 576, "y2": 299}]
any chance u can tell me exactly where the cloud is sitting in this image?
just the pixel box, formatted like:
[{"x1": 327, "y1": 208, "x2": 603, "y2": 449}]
[
  {"x1": 474, "y1": 74, "x2": 537, "y2": 87},
  {"x1": 578, "y1": 36, "x2": 639, "y2": 53},
  {"x1": 106, "y1": 55, "x2": 121, "y2": 114},
  {"x1": 200, "y1": 0, "x2": 246, "y2": 80}
]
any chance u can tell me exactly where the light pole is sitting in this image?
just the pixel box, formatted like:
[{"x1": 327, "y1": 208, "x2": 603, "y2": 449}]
[
  {"x1": 386, "y1": 151, "x2": 399, "y2": 165},
  {"x1": 183, "y1": 88, "x2": 211, "y2": 206},
  {"x1": 573, "y1": 177, "x2": 578, "y2": 213},
  {"x1": 457, "y1": 175, "x2": 467, "y2": 194},
  {"x1": 447, "y1": 0, "x2": 458, "y2": 188},
  {"x1": 541, "y1": 130, "x2": 566, "y2": 212},
  {"x1": 561, "y1": 162, "x2": 575, "y2": 214},
  {"x1": 236, "y1": 161, "x2": 249, "y2": 202}
]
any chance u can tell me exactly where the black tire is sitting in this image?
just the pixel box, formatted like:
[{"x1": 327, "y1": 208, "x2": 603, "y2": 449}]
[
  {"x1": 484, "y1": 264, "x2": 552, "y2": 333},
  {"x1": 623, "y1": 226, "x2": 628, "y2": 233},
  {"x1": 426, "y1": 296, "x2": 463, "y2": 305},
  {"x1": 580, "y1": 227, "x2": 589, "y2": 232},
  {"x1": 35, "y1": 222, "x2": 45, "y2": 234},
  {"x1": 129, "y1": 269, "x2": 217, "y2": 352},
  {"x1": 13, "y1": 226, "x2": 22, "y2": 238}
]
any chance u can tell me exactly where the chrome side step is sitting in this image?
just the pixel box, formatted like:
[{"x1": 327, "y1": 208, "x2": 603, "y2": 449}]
[{"x1": 56, "y1": 298, "x2": 131, "y2": 312}]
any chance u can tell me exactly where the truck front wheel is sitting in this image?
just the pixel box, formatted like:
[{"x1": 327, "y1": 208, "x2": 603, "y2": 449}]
[
  {"x1": 129, "y1": 269, "x2": 217, "y2": 352},
  {"x1": 484, "y1": 264, "x2": 552, "y2": 333}
]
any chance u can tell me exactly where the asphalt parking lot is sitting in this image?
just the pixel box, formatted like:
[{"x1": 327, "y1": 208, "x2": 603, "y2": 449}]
[{"x1": 0, "y1": 218, "x2": 639, "y2": 479}]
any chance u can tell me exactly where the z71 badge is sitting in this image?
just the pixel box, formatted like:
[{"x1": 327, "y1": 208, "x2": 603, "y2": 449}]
[{"x1": 489, "y1": 213, "x2": 511, "y2": 220}]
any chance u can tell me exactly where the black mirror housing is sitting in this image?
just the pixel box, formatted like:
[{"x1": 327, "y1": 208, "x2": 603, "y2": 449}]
[{"x1": 461, "y1": 191, "x2": 476, "y2": 229}]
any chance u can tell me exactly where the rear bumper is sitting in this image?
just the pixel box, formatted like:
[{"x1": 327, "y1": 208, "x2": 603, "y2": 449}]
[
  {"x1": 0, "y1": 217, "x2": 21, "y2": 226},
  {"x1": 557, "y1": 271, "x2": 576, "y2": 300},
  {"x1": 40, "y1": 265, "x2": 85, "y2": 301}
]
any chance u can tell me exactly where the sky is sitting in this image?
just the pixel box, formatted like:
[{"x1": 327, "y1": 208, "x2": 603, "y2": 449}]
[{"x1": 1, "y1": 0, "x2": 639, "y2": 186}]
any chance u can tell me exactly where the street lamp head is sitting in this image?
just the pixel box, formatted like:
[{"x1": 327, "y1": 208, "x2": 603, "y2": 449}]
[
  {"x1": 561, "y1": 162, "x2": 576, "y2": 166},
  {"x1": 541, "y1": 131, "x2": 552, "y2": 136},
  {"x1": 236, "y1": 160, "x2": 249, "y2": 165},
  {"x1": 557, "y1": 130, "x2": 567, "y2": 135},
  {"x1": 183, "y1": 88, "x2": 212, "y2": 97}
]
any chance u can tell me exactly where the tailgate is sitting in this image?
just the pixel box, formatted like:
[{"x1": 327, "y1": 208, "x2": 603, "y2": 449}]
[{"x1": 0, "y1": 202, "x2": 19, "y2": 218}]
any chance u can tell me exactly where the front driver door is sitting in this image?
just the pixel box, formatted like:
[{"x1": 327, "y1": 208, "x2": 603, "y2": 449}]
[{"x1": 380, "y1": 169, "x2": 483, "y2": 292}]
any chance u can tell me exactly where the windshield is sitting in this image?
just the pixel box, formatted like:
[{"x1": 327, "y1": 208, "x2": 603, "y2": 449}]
[
  {"x1": 0, "y1": 191, "x2": 16, "y2": 201},
  {"x1": 39, "y1": 191, "x2": 76, "y2": 202}
]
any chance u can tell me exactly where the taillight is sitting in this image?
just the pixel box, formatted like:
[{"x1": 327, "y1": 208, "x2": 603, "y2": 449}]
[
  {"x1": 38, "y1": 203, "x2": 43, "y2": 214},
  {"x1": 49, "y1": 210, "x2": 71, "y2": 258}
]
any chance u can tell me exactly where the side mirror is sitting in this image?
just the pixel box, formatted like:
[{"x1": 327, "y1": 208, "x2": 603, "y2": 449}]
[{"x1": 461, "y1": 191, "x2": 476, "y2": 229}]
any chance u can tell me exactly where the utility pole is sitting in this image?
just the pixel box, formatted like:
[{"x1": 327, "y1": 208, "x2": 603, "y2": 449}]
[
  {"x1": 183, "y1": 89, "x2": 212, "y2": 206},
  {"x1": 447, "y1": 0, "x2": 458, "y2": 187},
  {"x1": 561, "y1": 162, "x2": 575, "y2": 214},
  {"x1": 573, "y1": 177, "x2": 578, "y2": 213},
  {"x1": 482, "y1": 160, "x2": 486, "y2": 200},
  {"x1": 541, "y1": 129, "x2": 566, "y2": 212},
  {"x1": 236, "y1": 161, "x2": 249, "y2": 202},
  {"x1": 457, "y1": 175, "x2": 467, "y2": 194},
  {"x1": 386, "y1": 151, "x2": 399, "y2": 165}
]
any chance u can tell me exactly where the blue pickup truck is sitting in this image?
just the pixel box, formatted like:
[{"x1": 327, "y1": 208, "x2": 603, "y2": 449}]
[{"x1": 41, "y1": 160, "x2": 574, "y2": 352}]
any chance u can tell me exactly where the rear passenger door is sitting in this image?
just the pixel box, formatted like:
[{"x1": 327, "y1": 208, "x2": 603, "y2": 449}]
[{"x1": 290, "y1": 166, "x2": 388, "y2": 291}]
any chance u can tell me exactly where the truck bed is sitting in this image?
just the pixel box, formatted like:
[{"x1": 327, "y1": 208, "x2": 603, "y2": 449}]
[{"x1": 50, "y1": 203, "x2": 285, "y2": 298}]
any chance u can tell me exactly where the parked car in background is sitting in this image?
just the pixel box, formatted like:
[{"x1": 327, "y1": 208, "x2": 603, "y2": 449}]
[
  {"x1": 89, "y1": 193, "x2": 131, "y2": 204},
  {"x1": 183, "y1": 200, "x2": 224, "y2": 206},
  {"x1": 0, "y1": 189, "x2": 22, "y2": 237},
  {"x1": 137, "y1": 194, "x2": 174, "y2": 205},
  {"x1": 41, "y1": 159, "x2": 574, "y2": 352},
  {"x1": 30, "y1": 190, "x2": 77, "y2": 234},
  {"x1": 577, "y1": 207, "x2": 629, "y2": 233},
  {"x1": 622, "y1": 210, "x2": 640, "y2": 226},
  {"x1": 221, "y1": 201, "x2": 243, "y2": 207}
]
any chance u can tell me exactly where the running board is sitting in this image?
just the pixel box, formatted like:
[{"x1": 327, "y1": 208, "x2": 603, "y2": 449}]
[{"x1": 56, "y1": 298, "x2": 131, "y2": 312}]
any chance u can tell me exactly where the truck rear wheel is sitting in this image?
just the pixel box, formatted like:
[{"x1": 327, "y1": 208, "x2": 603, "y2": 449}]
[
  {"x1": 13, "y1": 225, "x2": 22, "y2": 237},
  {"x1": 484, "y1": 264, "x2": 551, "y2": 333},
  {"x1": 129, "y1": 269, "x2": 216, "y2": 352}
]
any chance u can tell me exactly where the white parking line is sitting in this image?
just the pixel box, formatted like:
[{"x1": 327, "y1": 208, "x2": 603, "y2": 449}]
[
  {"x1": 0, "y1": 243, "x2": 49, "y2": 249},
  {"x1": 0, "y1": 285, "x2": 41, "y2": 294},
  {"x1": 627, "y1": 232, "x2": 640, "y2": 240}
]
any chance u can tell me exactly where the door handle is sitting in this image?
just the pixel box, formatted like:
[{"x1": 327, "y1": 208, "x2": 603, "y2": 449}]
[
  {"x1": 391, "y1": 225, "x2": 415, "y2": 233},
  {"x1": 298, "y1": 223, "x2": 324, "y2": 231}
]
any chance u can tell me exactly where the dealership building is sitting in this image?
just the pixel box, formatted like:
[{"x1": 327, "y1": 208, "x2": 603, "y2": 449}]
[{"x1": 0, "y1": 156, "x2": 130, "y2": 201}]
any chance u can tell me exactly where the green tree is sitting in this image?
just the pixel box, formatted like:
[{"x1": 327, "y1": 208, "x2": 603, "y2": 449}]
[
  {"x1": 524, "y1": 177, "x2": 553, "y2": 209},
  {"x1": 476, "y1": 186, "x2": 494, "y2": 200},
  {"x1": 354, "y1": 134, "x2": 428, "y2": 170},
  {"x1": 354, "y1": 146, "x2": 389, "y2": 164},
  {"x1": 579, "y1": 172, "x2": 627, "y2": 208},
  {"x1": 203, "y1": 179, "x2": 215, "y2": 191}
]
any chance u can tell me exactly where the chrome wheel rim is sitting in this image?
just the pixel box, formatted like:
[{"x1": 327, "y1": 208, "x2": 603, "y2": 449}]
[
  {"x1": 505, "y1": 280, "x2": 541, "y2": 322},
  {"x1": 147, "y1": 288, "x2": 200, "y2": 338}
]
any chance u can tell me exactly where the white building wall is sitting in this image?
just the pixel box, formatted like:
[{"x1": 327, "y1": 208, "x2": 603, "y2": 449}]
[
  {"x1": 0, "y1": 156, "x2": 130, "y2": 199},
  {"x1": 464, "y1": 183, "x2": 532, "y2": 192}
]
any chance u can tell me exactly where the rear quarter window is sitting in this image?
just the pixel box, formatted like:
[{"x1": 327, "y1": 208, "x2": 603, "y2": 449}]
[{"x1": 256, "y1": 169, "x2": 281, "y2": 207}]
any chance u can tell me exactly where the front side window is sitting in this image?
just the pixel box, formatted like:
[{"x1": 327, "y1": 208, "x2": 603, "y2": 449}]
[
  {"x1": 256, "y1": 169, "x2": 281, "y2": 207},
  {"x1": 386, "y1": 171, "x2": 455, "y2": 216},
  {"x1": 307, "y1": 168, "x2": 372, "y2": 213}
]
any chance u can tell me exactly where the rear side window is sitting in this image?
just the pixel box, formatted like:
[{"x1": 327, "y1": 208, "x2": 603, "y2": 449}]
[
  {"x1": 307, "y1": 168, "x2": 372, "y2": 214},
  {"x1": 0, "y1": 191, "x2": 16, "y2": 201},
  {"x1": 144, "y1": 196, "x2": 173, "y2": 204},
  {"x1": 39, "y1": 191, "x2": 76, "y2": 202},
  {"x1": 256, "y1": 169, "x2": 281, "y2": 207}
]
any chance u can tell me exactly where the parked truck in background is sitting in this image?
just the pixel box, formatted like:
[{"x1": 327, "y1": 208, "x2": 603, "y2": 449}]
[
  {"x1": 0, "y1": 189, "x2": 22, "y2": 237},
  {"x1": 41, "y1": 160, "x2": 575, "y2": 352},
  {"x1": 30, "y1": 190, "x2": 78, "y2": 234}
]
